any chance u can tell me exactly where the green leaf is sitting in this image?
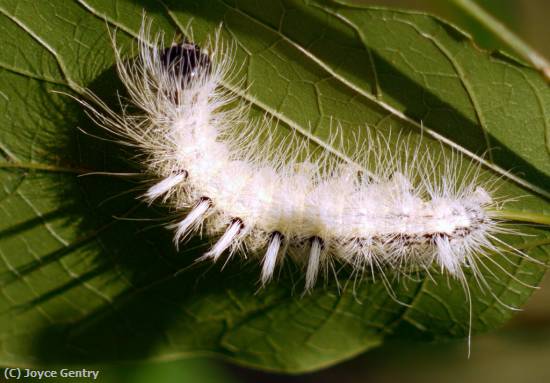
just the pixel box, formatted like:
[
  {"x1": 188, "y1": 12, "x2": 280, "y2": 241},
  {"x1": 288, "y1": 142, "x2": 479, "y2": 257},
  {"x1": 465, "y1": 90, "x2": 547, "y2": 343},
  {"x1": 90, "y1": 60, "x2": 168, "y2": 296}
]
[{"x1": 0, "y1": 0, "x2": 549, "y2": 373}]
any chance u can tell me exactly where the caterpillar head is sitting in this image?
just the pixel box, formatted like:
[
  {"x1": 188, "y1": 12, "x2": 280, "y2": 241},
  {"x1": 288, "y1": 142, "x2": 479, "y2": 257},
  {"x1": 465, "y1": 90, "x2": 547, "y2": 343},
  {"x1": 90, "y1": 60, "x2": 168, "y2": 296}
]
[{"x1": 160, "y1": 43, "x2": 212, "y2": 83}]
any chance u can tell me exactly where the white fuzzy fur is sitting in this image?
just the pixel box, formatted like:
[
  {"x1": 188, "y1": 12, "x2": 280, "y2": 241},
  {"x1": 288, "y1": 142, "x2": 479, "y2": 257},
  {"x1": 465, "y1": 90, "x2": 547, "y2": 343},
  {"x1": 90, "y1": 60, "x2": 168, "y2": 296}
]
[{"x1": 80, "y1": 22, "x2": 530, "y2": 297}]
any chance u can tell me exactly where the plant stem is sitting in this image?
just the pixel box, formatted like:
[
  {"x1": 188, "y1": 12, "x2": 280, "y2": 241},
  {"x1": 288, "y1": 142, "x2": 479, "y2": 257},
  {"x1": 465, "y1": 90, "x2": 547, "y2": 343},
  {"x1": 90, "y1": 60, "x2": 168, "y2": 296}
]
[
  {"x1": 494, "y1": 210, "x2": 550, "y2": 226},
  {"x1": 451, "y1": 0, "x2": 550, "y2": 82}
]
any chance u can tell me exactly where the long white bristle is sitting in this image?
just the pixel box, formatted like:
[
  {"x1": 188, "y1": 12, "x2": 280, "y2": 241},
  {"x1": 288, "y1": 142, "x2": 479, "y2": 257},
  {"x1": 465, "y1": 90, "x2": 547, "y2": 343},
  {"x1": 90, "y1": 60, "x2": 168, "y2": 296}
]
[
  {"x1": 145, "y1": 173, "x2": 186, "y2": 201},
  {"x1": 203, "y1": 219, "x2": 243, "y2": 261},
  {"x1": 306, "y1": 238, "x2": 323, "y2": 291},
  {"x1": 174, "y1": 197, "x2": 211, "y2": 244},
  {"x1": 261, "y1": 232, "x2": 282, "y2": 285}
]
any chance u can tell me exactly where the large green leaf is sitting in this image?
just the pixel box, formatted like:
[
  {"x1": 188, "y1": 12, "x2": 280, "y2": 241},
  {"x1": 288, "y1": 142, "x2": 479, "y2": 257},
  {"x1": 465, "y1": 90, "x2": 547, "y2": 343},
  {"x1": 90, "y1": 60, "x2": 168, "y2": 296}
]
[{"x1": 0, "y1": 0, "x2": 549, "y2": 373}]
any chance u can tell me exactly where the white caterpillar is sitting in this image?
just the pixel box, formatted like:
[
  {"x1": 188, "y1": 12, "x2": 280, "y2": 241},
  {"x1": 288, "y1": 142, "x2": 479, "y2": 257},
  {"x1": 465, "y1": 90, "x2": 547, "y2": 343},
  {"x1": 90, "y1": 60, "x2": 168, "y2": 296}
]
[{"x1": 80, "y1": 22, "x2": 530, "y2": 297}]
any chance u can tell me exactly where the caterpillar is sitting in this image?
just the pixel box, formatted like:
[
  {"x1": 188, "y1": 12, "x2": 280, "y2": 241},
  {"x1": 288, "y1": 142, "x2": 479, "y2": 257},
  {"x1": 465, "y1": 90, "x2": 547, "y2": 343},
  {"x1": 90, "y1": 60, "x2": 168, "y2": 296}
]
[{"x1": 79, "y1": 21, "x2": 534, "y2": 301}]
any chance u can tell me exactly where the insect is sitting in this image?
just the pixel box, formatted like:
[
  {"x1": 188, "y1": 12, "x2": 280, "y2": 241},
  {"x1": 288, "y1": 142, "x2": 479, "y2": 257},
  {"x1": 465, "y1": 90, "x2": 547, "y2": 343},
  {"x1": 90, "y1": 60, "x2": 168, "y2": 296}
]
[{"x1": 78, "y1": 20, "x2": 537, "y2": 306}]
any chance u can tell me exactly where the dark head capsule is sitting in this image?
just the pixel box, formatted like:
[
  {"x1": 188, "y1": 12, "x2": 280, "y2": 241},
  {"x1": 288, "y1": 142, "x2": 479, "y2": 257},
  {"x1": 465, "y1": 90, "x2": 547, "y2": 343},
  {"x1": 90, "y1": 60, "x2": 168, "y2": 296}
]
[{"x1": 160, "y1": 43, "x2": 211, "y2": 82}]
